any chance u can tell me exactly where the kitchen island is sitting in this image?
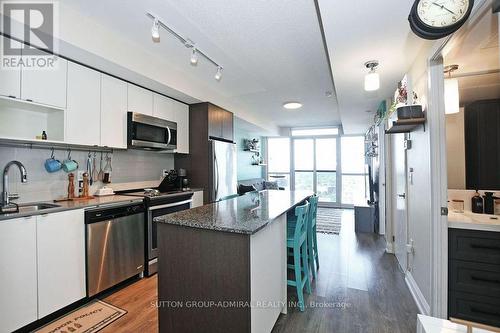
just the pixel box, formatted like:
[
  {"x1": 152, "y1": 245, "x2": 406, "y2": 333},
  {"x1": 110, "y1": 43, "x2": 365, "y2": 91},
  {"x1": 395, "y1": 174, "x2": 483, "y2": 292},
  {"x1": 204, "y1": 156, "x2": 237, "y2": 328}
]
[{"x1": 154, "y1": 190, "x2": 313, "y2": 333}]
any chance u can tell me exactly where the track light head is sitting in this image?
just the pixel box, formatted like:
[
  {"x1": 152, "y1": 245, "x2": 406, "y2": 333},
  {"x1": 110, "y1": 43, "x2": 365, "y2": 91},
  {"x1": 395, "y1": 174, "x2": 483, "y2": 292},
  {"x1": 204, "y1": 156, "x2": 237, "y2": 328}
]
[
  {"x1": 190, "y1": 48, "x2": 198, "y2": 65},
  {"x1": 215, "y1": 66, "x2": 223, "y2": 81},
  {"x1": 151, "y1": 17, "x2": 160, "y2": 42}
]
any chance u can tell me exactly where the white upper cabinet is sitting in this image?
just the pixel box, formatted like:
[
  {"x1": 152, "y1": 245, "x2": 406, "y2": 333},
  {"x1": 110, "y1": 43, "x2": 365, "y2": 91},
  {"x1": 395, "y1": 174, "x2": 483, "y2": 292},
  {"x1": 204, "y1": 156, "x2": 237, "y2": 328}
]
[
  {"x1": 0, "y1": 36, "x2": 21, "y2": 99},
  {"x1": 128, "y1": 84, "x2": 153, "y2": 116},
  {"x1": 21, "y1": 49, "x2": 67, "y2": 109},
  {"x1": 153, "y1": 93, "x2": 175, "y2": 120},
  {"x1": 101, "y1": 75, "x2": 128, "y2": 149},
  {"x1": 172, "y1": 100, "x2": 189, "y2": 154},
  {"x1": 37, "y1": 210, "x2": 86, "y2": 318},
  {"x1": 0, "y1": 216, "x2": 38, "y2": 333},
  {"x1": 66, "y1": 62, "x2": 101, "y2": 146}
]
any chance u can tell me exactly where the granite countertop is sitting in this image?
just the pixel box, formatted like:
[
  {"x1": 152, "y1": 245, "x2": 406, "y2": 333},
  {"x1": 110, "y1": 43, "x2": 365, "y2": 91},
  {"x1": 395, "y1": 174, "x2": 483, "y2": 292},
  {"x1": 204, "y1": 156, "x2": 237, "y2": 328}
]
[
  {"x1": 448, "y1": 210, "x2": 500, "y2": 232},
  {"x1": 154, "y1": 190, "x2": 313, "y2": 235},
  {"x1": 0, "y1": 195, "x2": 144, "y2": 221}
]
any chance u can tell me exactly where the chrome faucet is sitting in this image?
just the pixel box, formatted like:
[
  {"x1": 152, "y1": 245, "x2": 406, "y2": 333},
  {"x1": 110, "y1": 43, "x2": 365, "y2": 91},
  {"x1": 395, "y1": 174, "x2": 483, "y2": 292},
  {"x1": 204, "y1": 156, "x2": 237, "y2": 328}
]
[{"x1": 1, "y1": 161, "x2": 28, "y2": 210}]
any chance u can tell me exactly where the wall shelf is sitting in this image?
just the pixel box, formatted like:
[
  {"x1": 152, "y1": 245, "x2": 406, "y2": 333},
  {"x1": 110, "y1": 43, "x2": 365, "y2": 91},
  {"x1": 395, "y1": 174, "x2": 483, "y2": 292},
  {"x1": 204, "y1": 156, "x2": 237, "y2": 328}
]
[
  {"x1": 244, "y1": 148, "x2": 260, "y2": 153},
  {"x1": 385, "y1": 118, "x2": 426, "y2": 134}
]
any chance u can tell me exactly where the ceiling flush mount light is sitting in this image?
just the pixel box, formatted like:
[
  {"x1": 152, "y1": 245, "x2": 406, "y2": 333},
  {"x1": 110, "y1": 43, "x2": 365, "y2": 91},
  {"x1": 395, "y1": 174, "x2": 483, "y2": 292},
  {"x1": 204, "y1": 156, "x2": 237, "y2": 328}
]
[
  {"x1": 190, "y1": 48, "x2": 198, "y2": 65},
  {"x1": 214, "y1": 66, "x2": 223, "y2": 81},
  {"x1": 444, "y1": 65, "x2": 460, "y2": 114},
  {"x1": 146, "y1": 13, "x2": 223, "y2": 81},
  {"x1": 283, "y1": 102, "x2": 303, "y2": 110},
  {"x1": 151, "y1": 17, "x2": 160, "y2": 42},
  {"x1": 364, "y1": 61, "x2": 380, "y2": 91}
]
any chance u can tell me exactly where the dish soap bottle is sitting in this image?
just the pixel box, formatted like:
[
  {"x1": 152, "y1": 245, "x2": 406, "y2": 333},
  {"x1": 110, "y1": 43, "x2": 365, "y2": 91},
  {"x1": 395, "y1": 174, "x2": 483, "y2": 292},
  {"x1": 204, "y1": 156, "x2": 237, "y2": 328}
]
[
  {"x1": 471, "y1": 190, "x2": 484, "y2": 214},
  {"x1": 41, "y1": 130, "x2": 47, "y2": 140}
]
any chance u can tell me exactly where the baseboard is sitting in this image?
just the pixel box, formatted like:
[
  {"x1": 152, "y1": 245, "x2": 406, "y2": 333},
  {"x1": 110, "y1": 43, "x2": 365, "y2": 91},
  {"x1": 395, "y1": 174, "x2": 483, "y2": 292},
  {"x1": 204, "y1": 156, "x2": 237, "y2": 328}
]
[
  {"x1": 385, "y1": 241, "x2": 394, "y2": 254},
  {"x1": 405, "y1": 272, "x2": 431, "y2": 316}
]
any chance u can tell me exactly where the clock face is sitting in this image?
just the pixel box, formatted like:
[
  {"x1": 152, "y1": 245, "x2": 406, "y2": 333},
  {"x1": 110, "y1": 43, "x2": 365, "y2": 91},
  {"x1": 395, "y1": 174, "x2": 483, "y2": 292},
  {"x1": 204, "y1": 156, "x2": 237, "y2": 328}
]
[{"x1": 417, "y1": 0, "x2": 470, "y2": 28}]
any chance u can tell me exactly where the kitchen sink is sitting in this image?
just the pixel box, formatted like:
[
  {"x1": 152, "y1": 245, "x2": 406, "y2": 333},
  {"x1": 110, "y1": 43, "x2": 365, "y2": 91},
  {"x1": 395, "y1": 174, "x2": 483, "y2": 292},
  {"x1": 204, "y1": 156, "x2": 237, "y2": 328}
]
[{"x1": 16, "y1": 203, "x2": 61, "y2": 214}]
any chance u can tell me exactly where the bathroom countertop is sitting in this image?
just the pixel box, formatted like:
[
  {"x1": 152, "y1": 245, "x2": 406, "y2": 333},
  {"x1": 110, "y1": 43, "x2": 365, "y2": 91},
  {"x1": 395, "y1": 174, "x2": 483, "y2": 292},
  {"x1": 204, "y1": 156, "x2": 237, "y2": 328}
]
[{"x1": 448, "y1": 210, "x2": 500, "y2": 232}]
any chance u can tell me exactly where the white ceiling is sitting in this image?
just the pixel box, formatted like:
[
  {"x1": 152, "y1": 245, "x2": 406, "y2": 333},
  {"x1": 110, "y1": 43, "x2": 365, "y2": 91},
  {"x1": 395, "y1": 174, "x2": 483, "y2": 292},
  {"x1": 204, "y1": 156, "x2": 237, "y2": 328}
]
[
  {"x1": 316, "y1": 0, "x2": 429, "y2": 134},
  {"x1": 59, "y1": 0, "x2": 339, "y2": 133}
]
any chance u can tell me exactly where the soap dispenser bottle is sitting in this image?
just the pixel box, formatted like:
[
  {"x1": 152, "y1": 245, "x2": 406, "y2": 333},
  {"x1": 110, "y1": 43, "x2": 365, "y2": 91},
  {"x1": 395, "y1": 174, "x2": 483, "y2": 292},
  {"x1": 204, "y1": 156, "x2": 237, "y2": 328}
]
[
  {"x1": 471, "y1": 190, "x2": 484, "y2": 214},
  {"x1": 483, "y1": 192, "x2": 499, "y2": 215}
]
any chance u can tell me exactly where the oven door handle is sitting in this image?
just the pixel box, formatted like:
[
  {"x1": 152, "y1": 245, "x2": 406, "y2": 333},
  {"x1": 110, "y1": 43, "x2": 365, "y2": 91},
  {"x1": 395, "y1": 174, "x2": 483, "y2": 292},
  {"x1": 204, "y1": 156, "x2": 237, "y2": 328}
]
[{"x1": 148, "y1": 199, "x2": 192, "y2": 211}]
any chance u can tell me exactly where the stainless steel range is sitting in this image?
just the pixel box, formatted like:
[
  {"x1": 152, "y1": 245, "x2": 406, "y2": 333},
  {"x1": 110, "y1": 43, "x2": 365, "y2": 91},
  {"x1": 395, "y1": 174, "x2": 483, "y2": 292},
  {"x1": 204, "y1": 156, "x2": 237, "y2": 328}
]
[{"x1": 120, "y1": 186, "x2": 193, "y2": 276}]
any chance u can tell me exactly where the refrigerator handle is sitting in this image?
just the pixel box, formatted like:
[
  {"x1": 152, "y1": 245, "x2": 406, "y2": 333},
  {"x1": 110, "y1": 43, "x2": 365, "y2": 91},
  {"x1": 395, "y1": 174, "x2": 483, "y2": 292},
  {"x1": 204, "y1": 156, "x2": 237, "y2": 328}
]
[{"x1": 214, "y1": 151, "x2": 219, "y2": 200}]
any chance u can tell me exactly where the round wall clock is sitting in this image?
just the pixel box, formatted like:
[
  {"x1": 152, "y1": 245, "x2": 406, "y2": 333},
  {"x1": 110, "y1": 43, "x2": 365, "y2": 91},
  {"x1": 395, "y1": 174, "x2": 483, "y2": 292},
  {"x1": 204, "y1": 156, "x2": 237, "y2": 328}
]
[{"x1": 409, "y1": 0, "x2": 474, "y2": 40}]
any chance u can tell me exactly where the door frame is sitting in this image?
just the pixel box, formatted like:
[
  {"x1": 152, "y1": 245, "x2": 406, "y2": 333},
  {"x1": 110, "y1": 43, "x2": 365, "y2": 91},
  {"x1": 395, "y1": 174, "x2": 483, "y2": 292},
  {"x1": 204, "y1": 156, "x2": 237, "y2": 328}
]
[{"x1": 426, "y1": 0, "x2": 490, "y2": 318}]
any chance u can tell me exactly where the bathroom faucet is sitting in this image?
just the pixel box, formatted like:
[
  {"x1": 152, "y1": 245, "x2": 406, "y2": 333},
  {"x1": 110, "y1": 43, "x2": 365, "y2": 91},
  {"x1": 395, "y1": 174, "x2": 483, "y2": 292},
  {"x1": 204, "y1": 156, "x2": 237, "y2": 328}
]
[{"x1": 1, "y1": 161, "x2": 28, "y2": 211}]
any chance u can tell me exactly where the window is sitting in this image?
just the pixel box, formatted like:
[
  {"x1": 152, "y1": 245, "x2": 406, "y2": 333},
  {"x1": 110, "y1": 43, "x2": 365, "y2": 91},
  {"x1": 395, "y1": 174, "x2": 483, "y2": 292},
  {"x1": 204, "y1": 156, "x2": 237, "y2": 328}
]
[
  {"x1": 293, "y1": 137, "x2": 337, "y2": 203},
  {"x1": 291, "y1": 127, "x2": 339, "y2": 137},
  {"x1": 267, "y1": 137, "x2": 291, "y2": 189},
  {"x1": 341, "y1": 136, "x2": 368, "y2": 205}
]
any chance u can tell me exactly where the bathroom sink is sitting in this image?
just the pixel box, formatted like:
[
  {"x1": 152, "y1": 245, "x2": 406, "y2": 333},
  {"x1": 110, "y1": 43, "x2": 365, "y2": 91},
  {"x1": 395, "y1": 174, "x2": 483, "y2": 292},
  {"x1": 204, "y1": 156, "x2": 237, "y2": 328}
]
[{"x1": 463, "y1": 211, "x2": 500, "y2": 224}]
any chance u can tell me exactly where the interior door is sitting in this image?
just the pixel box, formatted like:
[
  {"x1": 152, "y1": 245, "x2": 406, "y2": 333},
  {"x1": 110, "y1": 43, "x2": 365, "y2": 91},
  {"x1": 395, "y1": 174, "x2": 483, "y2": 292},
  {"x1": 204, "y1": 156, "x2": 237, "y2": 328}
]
[{"x1": 392, "y1": 133, "x2": 408, "y2": 271}]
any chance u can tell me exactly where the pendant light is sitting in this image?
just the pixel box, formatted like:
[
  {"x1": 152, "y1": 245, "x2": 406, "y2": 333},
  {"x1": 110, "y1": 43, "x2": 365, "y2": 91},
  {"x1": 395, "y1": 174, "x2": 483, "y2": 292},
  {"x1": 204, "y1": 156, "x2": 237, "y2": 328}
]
[
  {"x1": 364, "y1": 61, "x2": 380, "y2": 91},
  {"x1": 444, "y1": 65, "x2": 460, "y2": 114}
]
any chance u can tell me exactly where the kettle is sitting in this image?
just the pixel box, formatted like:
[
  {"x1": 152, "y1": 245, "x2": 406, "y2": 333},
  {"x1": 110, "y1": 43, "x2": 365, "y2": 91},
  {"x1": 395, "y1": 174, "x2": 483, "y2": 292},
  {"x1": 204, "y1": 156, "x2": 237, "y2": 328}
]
[{"x1": 483, "y1": 192, "x2": 499, "y2": 215}]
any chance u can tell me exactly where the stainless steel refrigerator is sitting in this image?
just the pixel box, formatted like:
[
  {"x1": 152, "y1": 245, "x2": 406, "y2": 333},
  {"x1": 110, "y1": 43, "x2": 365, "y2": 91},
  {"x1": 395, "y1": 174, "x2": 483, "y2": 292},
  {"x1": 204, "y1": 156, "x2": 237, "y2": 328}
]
[{"x1": 208, "y1": 140, "x2": 237, "y2": 202}]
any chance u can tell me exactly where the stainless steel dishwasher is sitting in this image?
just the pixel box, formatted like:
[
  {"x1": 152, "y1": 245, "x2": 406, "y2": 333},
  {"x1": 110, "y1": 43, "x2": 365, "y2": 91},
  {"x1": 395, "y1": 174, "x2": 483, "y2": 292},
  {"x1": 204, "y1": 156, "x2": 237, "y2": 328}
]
[{"x1": 85, "y1": 202, "x2": 145, "y2": 297}]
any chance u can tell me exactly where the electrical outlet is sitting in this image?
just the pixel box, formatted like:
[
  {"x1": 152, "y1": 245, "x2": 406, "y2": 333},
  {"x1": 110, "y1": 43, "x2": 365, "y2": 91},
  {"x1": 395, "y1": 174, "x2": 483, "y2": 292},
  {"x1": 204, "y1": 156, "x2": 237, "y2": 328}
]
[
  {"x1": 77, "y1": 170, "x2": 84, "y2": 181},
  {"x1": 162, "y1": 169, "x2": 168, "y2": 178}
]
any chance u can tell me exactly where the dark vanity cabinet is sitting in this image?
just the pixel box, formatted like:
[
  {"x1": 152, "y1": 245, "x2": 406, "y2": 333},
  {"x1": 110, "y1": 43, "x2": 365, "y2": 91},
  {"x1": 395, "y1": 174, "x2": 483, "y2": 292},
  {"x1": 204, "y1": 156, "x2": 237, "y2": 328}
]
[
  {"x1": 192, "y1": 102, "x2": 234, "y2": 142},
  {"x1": 448, "y1": 228, "x2": 500, "y2": 327},
  {"x1": 464, "y1": 99, "x2": 500, "y2": 190}
]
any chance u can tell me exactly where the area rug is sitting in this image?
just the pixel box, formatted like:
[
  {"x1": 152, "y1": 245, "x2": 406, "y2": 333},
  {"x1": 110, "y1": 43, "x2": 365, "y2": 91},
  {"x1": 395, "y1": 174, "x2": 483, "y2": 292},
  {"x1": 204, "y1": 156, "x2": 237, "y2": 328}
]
[
  {"x1": 34, "y1": 300, "x2": 127, "y2": 333},
  {"x1": 316, "y1": 208, "x2": 343, "y2": 234}
]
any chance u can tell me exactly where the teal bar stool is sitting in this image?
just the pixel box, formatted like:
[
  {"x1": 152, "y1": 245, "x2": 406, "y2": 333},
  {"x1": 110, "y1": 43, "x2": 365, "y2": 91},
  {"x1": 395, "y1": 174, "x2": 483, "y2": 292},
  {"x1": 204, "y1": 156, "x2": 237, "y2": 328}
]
[
  {"x1": 307, "y1": 195, "x2": 319, "y2": 278},
  {"x1": 286, "y1": 201, "x2": 311, "y2": 312}
]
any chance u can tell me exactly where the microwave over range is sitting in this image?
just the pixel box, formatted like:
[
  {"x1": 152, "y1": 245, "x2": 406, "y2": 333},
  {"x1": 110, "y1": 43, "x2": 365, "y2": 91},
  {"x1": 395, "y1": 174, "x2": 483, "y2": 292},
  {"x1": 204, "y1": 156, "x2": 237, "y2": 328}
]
[{"x1": 127, "y1": 112, "x2": 177, "y2": 151}]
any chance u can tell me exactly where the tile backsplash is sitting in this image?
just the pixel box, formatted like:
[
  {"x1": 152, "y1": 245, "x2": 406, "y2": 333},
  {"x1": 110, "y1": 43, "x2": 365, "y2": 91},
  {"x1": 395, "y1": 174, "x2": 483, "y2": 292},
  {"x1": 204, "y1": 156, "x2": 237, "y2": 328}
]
[{"x1": 0, "y1": 146, "x2": 174, "y2": 203}]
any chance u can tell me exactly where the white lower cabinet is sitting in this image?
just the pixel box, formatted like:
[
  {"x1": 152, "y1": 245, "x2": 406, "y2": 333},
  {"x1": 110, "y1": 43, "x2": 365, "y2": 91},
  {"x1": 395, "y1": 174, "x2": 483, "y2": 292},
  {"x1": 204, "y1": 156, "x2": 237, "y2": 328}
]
[
  {"x1": 0, "y1": 216, "x2": 38, "y2": 333},
  {"x1": 0, "y1": 210, "x2": 86, "y2": 332},
  {"x1": 37, "y1": 210, "x2": 86, "y2": 318}
]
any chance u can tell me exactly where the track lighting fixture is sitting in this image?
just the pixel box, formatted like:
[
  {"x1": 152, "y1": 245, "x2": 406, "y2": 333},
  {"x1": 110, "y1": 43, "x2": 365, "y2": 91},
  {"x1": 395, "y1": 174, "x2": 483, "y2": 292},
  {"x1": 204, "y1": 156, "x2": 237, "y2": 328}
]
[
  {"x1": 214, "y1": 66, "x2": 223, "y2": 81},
  {"x1": 146, "y1": 13, "x2": 223, "y2": 81},
  {"x1": 190, "y1": 48, "x2": 198, "y2": 65},
  {"x1": 151, "y1": 17, "x2": 160, "y2": 42}
]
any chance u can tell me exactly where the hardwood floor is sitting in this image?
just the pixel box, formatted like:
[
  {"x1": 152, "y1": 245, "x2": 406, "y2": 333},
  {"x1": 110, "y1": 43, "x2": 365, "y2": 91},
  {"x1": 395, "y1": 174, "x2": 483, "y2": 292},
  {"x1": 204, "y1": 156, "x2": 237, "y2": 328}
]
[
  {"x1": 99, "y1": 209, "x2": 418, "y2": 333},
  {"x1": 272, "y1": 210, "x2": 418, "y2": 333}
]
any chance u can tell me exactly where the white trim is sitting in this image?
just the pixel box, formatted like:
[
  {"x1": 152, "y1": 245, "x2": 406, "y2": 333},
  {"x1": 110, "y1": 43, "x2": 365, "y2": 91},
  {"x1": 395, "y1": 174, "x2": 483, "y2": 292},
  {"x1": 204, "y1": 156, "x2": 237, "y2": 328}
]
[{"x1": 405, "y1": 272, "x2": 431, "y2": 316}]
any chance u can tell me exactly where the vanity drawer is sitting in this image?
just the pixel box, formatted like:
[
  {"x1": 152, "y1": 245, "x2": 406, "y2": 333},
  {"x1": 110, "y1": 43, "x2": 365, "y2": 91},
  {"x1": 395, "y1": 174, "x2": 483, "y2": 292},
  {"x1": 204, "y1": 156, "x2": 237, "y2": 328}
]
[
  {"x1": 449, "y1": 260, "x2": 500, "y2": 297},
  {"x1": 449, "y1": 229, "x2": 500, "y2": 265},
  {"x1": 448, "y1": 291, "x2": 500, "y2": 328}
]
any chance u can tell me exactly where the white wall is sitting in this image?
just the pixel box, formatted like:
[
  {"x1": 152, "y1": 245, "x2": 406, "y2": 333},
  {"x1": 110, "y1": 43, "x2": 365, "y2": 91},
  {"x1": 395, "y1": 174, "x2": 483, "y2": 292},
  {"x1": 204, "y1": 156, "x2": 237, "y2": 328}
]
[
  {"x1": 445, "y1": 109, "x2": 466, "y2": 189},
  {"x1": 386, "y1": 46, "x2": 434, "y2": 310}
]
